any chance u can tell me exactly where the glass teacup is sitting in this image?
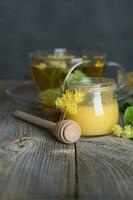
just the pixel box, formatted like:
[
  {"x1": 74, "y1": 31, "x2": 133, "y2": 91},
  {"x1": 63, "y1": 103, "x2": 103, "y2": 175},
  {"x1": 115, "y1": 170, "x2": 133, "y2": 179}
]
[
  {"x1": 75, "y1": 51, "x2": 127, "y2": 91},
  {"x1": 30, "y1": 49, "x2": 75, "y2": 91}
]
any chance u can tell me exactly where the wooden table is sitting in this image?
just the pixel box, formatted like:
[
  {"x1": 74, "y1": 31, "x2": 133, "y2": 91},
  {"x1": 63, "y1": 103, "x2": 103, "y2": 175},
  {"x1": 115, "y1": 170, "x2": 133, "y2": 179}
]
[{"x1": 0, "y1": 81, "x2": 133, "y2": 200}]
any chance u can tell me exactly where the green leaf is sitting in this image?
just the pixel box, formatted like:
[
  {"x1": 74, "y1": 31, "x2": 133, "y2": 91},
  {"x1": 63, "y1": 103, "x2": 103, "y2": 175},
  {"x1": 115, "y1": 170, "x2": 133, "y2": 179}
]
[
  {"x1": 124, "y1": 106, "x2": 133, "y2": 123},
  {"x1": 39, "y1": 88, "x2": 62, "y2": 107},
  {"x1": 68, "y1": 73, "x2": 78, "y2": 82},
  {"x1": 68, "y1": 70, "x2": 88, "y2": 82},
  {"x1": 74, "y1": 70, "x2": 88, "y2": 78}
]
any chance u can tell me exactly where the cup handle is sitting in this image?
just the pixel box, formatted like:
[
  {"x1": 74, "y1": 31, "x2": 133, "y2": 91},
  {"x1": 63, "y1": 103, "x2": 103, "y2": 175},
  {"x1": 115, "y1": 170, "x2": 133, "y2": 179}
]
[{"x1": 107, "y1": 61, "x2": 127, "y2": 91}]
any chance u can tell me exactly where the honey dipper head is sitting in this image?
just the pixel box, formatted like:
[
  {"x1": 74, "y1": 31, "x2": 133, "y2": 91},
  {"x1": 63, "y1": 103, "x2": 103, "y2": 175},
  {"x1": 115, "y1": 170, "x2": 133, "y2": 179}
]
[{"x1": 55, "y1": 120, "x2": 81, "y2": 144}]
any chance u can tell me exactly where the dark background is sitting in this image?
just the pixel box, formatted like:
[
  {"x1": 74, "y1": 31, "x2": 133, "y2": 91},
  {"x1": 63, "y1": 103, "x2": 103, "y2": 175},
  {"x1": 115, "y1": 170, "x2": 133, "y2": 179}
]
[{"x1": 0, "y1": 0, "x2": 133, "y2": 79}]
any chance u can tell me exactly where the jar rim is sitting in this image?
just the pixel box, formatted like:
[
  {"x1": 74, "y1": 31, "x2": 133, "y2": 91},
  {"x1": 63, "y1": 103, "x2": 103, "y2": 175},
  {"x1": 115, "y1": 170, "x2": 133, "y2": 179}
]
[{"x1": 67, "y1": 77, "x2": 117, "y2": 92}]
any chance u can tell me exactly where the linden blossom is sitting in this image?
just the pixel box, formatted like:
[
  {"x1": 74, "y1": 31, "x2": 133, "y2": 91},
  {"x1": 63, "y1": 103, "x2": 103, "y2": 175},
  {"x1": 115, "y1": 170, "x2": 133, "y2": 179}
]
[
  {"x1": 55, "y1": 90, "x2": 86, "y2": 115},
  {"x1": 112, "y1": 124, "x2": 133, "y2": 138}
]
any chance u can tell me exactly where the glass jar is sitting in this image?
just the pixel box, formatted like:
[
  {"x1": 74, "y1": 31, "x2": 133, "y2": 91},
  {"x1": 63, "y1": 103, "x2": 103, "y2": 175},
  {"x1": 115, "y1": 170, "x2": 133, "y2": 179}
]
[{"x1": 67, "y1": 77, "x2": 119, "y2": 136}]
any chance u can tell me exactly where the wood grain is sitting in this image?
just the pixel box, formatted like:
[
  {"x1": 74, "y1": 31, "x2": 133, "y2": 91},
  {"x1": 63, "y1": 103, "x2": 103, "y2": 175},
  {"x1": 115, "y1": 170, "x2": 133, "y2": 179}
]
[
  {"x1": 0, "y1": 82, "x2": 76, "y2": 200},
  {"x1": 0, "y1": 137, "x2": 76, "y2": 200},
  {"x1": 0, "y1": 81, "x2": 133, "y2": 200},
  {"x1": 76, "y1": 136, "x2": 133, "y2": 199}
]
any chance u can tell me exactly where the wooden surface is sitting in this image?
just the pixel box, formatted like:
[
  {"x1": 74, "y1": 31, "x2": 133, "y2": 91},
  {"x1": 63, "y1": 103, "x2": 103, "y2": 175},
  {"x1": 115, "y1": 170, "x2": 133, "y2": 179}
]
[{"x1": 0, "y1": 81, "x2": 133, "y2": 200}]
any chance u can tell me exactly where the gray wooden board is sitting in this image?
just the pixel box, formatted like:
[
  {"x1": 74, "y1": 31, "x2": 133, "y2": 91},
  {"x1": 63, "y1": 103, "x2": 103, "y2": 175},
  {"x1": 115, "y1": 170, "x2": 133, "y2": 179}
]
[
  {"x1": 0, "y1": 81, "x2": 133, "y2": 200},
  {"x1": 0, "y1": 82, "x2": 76, "y2": 200},
  {"x1": 76, "y1": 137, "x2": 133, "y2": 199}
]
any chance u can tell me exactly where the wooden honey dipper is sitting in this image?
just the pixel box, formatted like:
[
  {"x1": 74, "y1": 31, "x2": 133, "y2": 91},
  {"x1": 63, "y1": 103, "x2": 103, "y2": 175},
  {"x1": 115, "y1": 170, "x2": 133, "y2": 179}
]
[{"x1": 13, "y1": 110, "x2": 81, "y2": 144}]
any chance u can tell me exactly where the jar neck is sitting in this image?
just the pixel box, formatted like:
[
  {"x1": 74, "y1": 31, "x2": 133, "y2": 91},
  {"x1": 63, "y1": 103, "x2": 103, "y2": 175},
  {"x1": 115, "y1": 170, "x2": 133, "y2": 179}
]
[{"x1": 67, "y1": 77, "x2": 117, "y2": 93}]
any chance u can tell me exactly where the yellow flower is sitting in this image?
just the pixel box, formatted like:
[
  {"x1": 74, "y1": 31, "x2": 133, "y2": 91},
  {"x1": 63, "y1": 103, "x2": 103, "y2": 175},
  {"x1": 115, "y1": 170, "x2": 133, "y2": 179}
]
[
  {"x1": 55, "y1": 90, "x2": 86, "y2": 115},
  {"x1": 65, "y1": 90, "x2": 74, "y2": 100},
  {"x1": 74, "y1": 91, "x2": 86, "y2": 104},
  {"x1": 112, "y1": 124, "x2": 123, "y2": 137},
  {"x1": 123, "y1": 125, "x2": 133, "y2": 138},
  {"x1": 112, "y1": 124, "x2": 133, "y2": 138},
  {"x1": 66, "y1": 102, "x2": 77, "y2": 115}
]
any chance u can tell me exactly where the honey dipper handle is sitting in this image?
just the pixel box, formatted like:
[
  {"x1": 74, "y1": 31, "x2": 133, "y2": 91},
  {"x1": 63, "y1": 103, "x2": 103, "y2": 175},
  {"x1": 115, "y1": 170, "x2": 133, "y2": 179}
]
[{"x1": 13, "y1": 110, "x2": 56, "y2": 131}]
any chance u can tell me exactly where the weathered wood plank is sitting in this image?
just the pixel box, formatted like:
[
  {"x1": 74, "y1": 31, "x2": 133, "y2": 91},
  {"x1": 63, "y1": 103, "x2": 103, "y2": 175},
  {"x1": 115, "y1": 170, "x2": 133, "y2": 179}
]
[
  {"x1": 0, "y1": 82, "x2": 76, "y2": 200},
  {"x1": 0, "y1": 136, "x2": 76, "y2": 200},
  {"x1": 76, "y1": 136, "x2": 133, "y2": 199}
]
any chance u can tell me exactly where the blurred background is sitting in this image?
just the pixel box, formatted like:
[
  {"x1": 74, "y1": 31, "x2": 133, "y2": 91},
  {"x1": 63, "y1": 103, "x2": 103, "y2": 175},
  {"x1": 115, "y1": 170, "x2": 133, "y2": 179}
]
[{"x1": 0, "y1": 0, "x2": 133, "y2": 79}]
